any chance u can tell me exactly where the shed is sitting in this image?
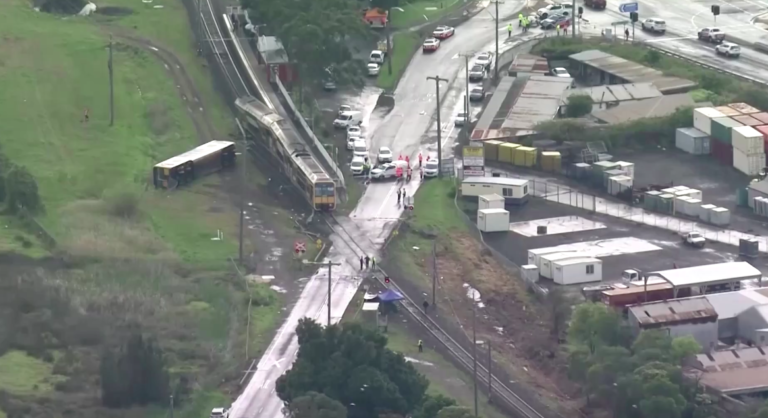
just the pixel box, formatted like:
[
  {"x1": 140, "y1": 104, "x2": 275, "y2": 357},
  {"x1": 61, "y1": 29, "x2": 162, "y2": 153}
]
[
  {"x1": 479, "y1": 194, "x2": 505, "y2": 210},
  {"x1": 257, "y1": 36, "x2": 297, "y2": 84},
  {"x1": 628, "y1": 298, "x2": 718, "y2": 352},
  {"x1": 540, "y1": 252, "x2": 587, "y2": 279},
  {"x1": 461, "y1": 177, "x2": 529, "y2": 204},
  {"x1": 736, "y1": 304, "x2": 768, "y2": 345},
  {"x1": 650, "y1": 261, "x2": 762, "y2": 297},
  {"x1": 706, "y1": 289, "x2": 768, "y2": 340},
  {"x1": 691, "y1": 347, "x2": 768, "y2": 396},
  {"x1": 552, "y1": 257, "x2": 602, "y2": 285}
]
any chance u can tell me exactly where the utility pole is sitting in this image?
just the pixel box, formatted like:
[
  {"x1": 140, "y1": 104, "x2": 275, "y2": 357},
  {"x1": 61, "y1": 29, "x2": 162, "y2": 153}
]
[
  {"x1": 459, "y1": 53, "x2": 473, "y2": 126},
  {"x1": 169, "y1": 395, "x2": 174, "y2": 418},
  {"x1": 491, "y1": 0, "x2": 504, "y2": 79},
  {"x1": 472, "y1": 295, "x2": 478, "y2": 417},
  {"x1": 108, "y1": 35, "x2": 114, "y2": 127},
  {"x1": 487, "y1": 340, "x2": 492, "y2": 401},
  {"x1": 235, "y1": 118, "x2": 247, "y2": 265},
  {"x1": 197, "y1": 0, "x2": 203, "y2": 54},
  {"x1": 303, "y1": 259, "x2": 343, "y2": 325},
  {"x1": 426, "y1": 76, "x2": 448, "y2": 178},
  {"x1": 432, "y1": 241, "x2": 437, "y2": 307},
  {"x1": 573, "y1": 0, "x2": 578, "y2": 38}
]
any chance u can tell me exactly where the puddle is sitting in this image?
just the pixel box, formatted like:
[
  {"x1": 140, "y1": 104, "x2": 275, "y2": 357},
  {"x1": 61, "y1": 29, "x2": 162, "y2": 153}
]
[
  {"x1": 404, "y1": 357, "x2": 434, "y2": 366},
  {"x1": 265, "y1": 255, "x2": 279, "y2": 261}
]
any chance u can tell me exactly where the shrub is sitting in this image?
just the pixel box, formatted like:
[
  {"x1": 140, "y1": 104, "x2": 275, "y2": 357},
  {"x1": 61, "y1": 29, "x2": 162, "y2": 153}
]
[{"x1": 106, "y1": 191, "x2": 142, "y2": 220}]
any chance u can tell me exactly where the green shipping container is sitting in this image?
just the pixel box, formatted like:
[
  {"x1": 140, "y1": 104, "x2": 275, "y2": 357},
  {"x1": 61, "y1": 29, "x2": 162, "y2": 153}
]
[
  {"x1": 711, "y1": 117, "x2": 743, "y2": 144},
  {"x1": 737, "y1": 187, "x2": 749, "y2": 207}
]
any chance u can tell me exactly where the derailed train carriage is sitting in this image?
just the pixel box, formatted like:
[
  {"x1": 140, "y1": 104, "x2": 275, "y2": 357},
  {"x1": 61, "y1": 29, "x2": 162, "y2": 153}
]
[{"x1": 235, "y1": 96, "x2": 336, "y2": 211}]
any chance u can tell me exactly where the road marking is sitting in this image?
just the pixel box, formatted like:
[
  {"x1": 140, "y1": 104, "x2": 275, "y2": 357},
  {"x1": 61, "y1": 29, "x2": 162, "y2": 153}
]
[{"x1": 376, "y1": 183, "x2": 399, "y2": 218}]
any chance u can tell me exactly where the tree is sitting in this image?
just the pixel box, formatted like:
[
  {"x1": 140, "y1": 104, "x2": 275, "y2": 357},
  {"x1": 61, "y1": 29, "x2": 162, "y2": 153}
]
[
  {"x1": 413, "y1": 394, "x2": 457, "y2": 418},
  {"x1": 639, "y1": 396, "x2": 681, "y2": 418},
  {"x1": 100, "y1": 333, "x2": 170, "y2": 408},
  {"x1": 436, "y1": 406, "x2": 475, "y2": 418},
  {"x1": 568, "y1": 303, "x2": 629, "y2": 353},
  {"x1": 370, "y1": 0, "x2": 399, "y2": 10},
  {"x1": 286, "y1": 392, "x2": 348, "y2": 418},
  {"x1": 546, "y1": 288, "x2": 571, "y2": 338},
  {"x1": 5, "y1": 165, "x2": 42, "y2": 214},
  {"x1": 565, "y1": 94, "x2": 593, "y2": 118},
  {"x1": 671, "y1": 336, "x2": 701, "y2": 364}
]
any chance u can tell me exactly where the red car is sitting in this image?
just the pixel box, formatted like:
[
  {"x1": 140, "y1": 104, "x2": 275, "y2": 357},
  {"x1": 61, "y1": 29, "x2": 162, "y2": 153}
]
[
  {"x1": 422, "y1": 38, "x2": 440, "y2": 52},
  {"x1": 432, "y1": 25, "x2": 455, "y2": 39}
]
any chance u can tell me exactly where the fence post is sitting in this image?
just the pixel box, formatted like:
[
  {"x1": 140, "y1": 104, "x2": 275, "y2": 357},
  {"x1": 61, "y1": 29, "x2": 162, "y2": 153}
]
[
  {"x1": 592, "y1": 194, "x2": 596, "y2": 212},
  {"x1": 557, "y1": 185, "x2": 560, "y2": 203},
  {"x1": 545, "y1": 182, "x2": 548, "y2": 199}
]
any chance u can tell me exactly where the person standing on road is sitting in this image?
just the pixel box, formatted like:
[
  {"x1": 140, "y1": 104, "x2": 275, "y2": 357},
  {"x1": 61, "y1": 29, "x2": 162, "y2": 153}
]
[
  {"x1": 397, "y1": 188, "x2": 402, "y2": 204},
  {"x1": 422, "y1": 300, "x2": 429, "y2": 314},
  {"x1": 625, "y1": 27, "x2": 630, "y2": 41},
  {"x1": 371, "y1": 256, "x2": 376, "y2": 269},
  {"x1": 418, "y1": 152, "x2": 423, "y2": 168},
  {"x1": 563, "y1": 24, "x2": 568, "y2": 35},
  {"x1": 508, "y1": 23, "x2": 513, "y2": 37},
  {"x1": 418, "y1": 340, "x2": 424, "y2": 353},
  {"x1": 517, "y1": 13, "x2": 522, "y2": 27},
  {"x1": 556, "y1": 24, "x2": 561, "y2": 36},
  {"x1": 365, "y1": 255, "x2": 370, "y2": 269},
  {"x1": 359, "y1": 256, "x2": 364, "y2": 270}
]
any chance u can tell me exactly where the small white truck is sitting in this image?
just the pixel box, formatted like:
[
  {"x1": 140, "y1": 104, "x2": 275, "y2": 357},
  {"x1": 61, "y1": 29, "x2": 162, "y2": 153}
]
[{"x1": 682, "y1": 232, "x2": 706, "y2": 248}]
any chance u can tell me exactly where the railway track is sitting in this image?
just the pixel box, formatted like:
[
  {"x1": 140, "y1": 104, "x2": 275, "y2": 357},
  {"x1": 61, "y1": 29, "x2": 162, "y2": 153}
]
[
  {"x1": 197, "y1": 0, "x2": 250, "y2": 97},
  {"x1": 322, "y1": 213, "x2": 547, "y2": 418}
]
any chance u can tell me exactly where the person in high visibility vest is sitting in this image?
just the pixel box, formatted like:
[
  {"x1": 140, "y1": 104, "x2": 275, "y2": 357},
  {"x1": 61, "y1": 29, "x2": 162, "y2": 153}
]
[
  {"x1": 405, "y1": 155, "x2": 410, "y2": 165},
  {"x1": 517, "y1": 13, "x2": 522, "y2": 27},
  {"x1": 406, "y1": 167, "x2": 412, "y2": 182},
  {"x1": 522, "y1": 17, "x2": 528, "y2": 32},
  {"x1": 396, "y1": 166, "x2": 403, "y2": 179},
  {"x1": 418, "y1": 153, "x2": 423, "y2": 168},
  {"x1": 508, "y1": 22, "x2": 513, "y2": 37},
  {"x1": 556, "y1": 24, "x2": 561, "y2": 36}
]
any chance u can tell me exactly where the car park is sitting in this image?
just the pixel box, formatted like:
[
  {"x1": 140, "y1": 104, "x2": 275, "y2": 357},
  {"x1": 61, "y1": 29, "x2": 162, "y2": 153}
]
[
  {"x1": 370, "y1": 161, "x2": 409, "y2": 180},
  {"x1": 369, "y1": 50, "x2": 386, "y2": 64},
  {"x1": 423, "y1": 159, "x2": 439, "y2": 177},
  {"x1": 352, "y1": 140, "x2": 369, "y2": 159},
  {"x1": 377, "y1": 146, "x2": 393, "y2": 163},
  {"x1": 334, "y1": 111, "x2": 362, "y2": 128},
  {"x1": 640, "y1": 18, "x2": 666, "y2": 34},
  {"x1": 716, "y1": 42, "x2": 741, "y2": 57},
  {"x1": 368, "y1": 63, "x2": 380, "y2": 76},
  {"x1": 347, "y1": 125, "x2": 362, "y2": 140},
  {"x1": 474, "y1": 52, "x2": 493, "y2": 70},
  {"x1": 454, "y1": 112, "x2": 468, "y2": 126},
  {"x1": 422, "y1": 38, "x2": 440, "y2": 52},
  {"x1": 468, "y1": 64, "x2": 486, "y2": 82},
  {"x1": 469, "y1": 86, "x2": 485, "y2": 102},
  {"x1": 432, "y1": 25, "x2": 455, "y2": 39},
  {"x1": 698, "y1": 27, "x2": 725, "y2": 43},
  {"x1": 350, "y1": 157, "x2": 366, "y2": 175}
]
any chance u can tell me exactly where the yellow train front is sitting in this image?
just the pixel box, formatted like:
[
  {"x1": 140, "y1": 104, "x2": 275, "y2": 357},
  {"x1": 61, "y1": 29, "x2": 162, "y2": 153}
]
[{"x1": 312, "y1": 181, "x2": 336, "y2": 211}]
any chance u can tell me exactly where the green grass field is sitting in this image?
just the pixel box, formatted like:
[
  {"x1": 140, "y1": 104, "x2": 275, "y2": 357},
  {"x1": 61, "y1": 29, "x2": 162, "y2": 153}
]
[
  {"x1": 0, "y1": 350, "x2": 66, "y2": 396},
  {"x1": 390, "y1": 0, "x2": 465, "y2": 29},
  {"x1": 377, "y1": 32, "x2": 422, "y2": 91}
]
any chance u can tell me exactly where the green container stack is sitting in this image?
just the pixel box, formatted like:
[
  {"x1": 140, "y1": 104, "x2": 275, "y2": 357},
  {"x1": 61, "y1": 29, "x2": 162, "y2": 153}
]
[
  {"x1": 658, "y1": 193, "x2": 674, "y2": 213},
  {"x1": 710, "y1": 117, "x2": 744, "y2": 144},
  {"x1": 737, "y1": 187, "x2": 749, "y2": 207},
  {"x1": 644, "y1": 190, "x2": 662, "y2": 211}
]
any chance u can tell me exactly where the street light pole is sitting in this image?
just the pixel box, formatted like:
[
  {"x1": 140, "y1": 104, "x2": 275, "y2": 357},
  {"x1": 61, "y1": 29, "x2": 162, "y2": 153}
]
[
  {"x1": 235, "y1": 118, "x2": 248, "y2": 265},
  {"x1": 459, "y1": 53, "x2": 473, "y2": 126},
  {"x1": 304, "y1": 259, "x2": 343, "y2": 325},
  {"x1": 472, "y1": 296, "x2": 479, "y2": 417},
  {"x1": 491, "y1": 1, "x2": 504, "y2": 79},
  {"x1": 426, "y1": 76, "x2": 449, "y2": 178}
]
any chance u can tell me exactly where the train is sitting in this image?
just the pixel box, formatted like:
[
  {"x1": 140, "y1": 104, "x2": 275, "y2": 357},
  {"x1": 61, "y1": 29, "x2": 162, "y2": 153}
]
[
  {"x1": 153, "y1": 140, "x2": 236, "y2": 189},
  {"x1": 235, "y1": 96, "x2": 336, "y2": 211}
]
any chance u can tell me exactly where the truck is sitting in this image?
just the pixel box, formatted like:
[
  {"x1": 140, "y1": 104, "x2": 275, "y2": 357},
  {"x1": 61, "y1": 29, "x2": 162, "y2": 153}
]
[
  {"x1": 682, "y1": 232, "x2": 706, "y2": 248},
  {"x1": 584, "y1": 0, "x2": 606, "y2": 9},
  {"x1": 698, "y1": 27, "x2": 726, "y2": 44}
]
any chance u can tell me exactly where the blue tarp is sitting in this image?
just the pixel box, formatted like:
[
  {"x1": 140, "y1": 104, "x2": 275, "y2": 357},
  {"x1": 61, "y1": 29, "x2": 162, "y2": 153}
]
[{"x1": 378, "y1": 289, "x2": 404, "y2": 303}]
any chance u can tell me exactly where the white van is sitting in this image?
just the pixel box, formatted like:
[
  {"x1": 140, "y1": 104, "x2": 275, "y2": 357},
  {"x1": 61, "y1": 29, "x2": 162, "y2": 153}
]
[
  {"x1": 352, "y1": 140, "x2": 369, "y2": 159},
  {"x1": 333, "y1": 111, "x2": 362, "y2": 128},
  {"x1": 350, "y1": 156, "x2": 366, "y2": 175}
]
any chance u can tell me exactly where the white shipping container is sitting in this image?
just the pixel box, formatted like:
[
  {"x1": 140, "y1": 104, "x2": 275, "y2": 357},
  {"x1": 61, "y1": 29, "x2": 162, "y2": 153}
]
[
  {"x1": 477, "y1": 208, "x2": 509, "y2": 232},
  {"x1": 694, "y1": 107, "x2": 727, "y2": 135},
  {"x1": 710, "y1": 207, "x2": 731, "y2": 226},
  {"x1": 674, "y1": 196, "x2": 693, "y2": 215},
  {"x1": 732, "y1": 126, "x2": 765, "y2": 154},
  {"x1": 675, "y1": 188, "x2": 703, "y2": 201},
  {"x1": 733, "y1": 147, "x2": 766, "y2": 176},
  {"x1": 540, "y1": 252, "x2": 588, "y2": 279},
  {"x1": 687, "y1": 199, "x2": 702, "y2": 218},
  {"x1": 700, "y1": 204, "x2": 717, "y2": 222},
  {"x1": 608, "y1": 175, "x2": 633, "y2": 195},
  {"x1": 521, "y1": 264, "x2": 539, "y2": 283},
  {"x1": 479, "y1": 194, "x2": 505, "y2": 210},
  {"x1": 673, "y1": 185, "x2": 690, "y2": 192},
  {"x1": 676, "y1": 128, "x2": 711, "y2": 155},
  {"x1": 614, "y1": 161, "x2": 635, "y2": 179},
  {"x1": 552, "y1": 257, "x2": 603, "y2": 285}
]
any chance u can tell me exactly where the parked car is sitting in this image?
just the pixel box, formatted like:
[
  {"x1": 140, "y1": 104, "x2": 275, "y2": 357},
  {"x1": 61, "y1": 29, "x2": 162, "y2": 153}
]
[
  {"x1": 474, "y1": 52, "x2": 493, "y2": 70},
  {"x1": 468, "y1": 64, "x2": 486, "y2": 82},
  {"x1": 469, "y1": 86, "x2": 485, "y2": 102},
  {"x1": 370, "y1": 161, "x2": 410, "y2": 180},
  {"x1": 350, "y1": 156, "x2": 366, "y2": 175},
  {"x1": 352, "y1": 140, "x2": 369, "y2": 159},
  {"x1": 347, "y1": 126, "x2": 362, "y2": 140},
  {"x1": 422, "y1": 38, "x2": 440, "y2": 52},
  {"x1": 537, "y1": 3, "x2": 570, "y2": 19},
  {"x1": 338, "y1": 105, "x2": 351, "y2": 117},
  {"x1": 369, "y1": 50, "x2": 386, "y2": 63},
  {"x1": 368, "y1": 63, "x2": 381, "y2": 76},
  {"x1": 423, "y1": 159, "x2": 439, "y2": 177},
  {"x1": 433, "y1": 25, "x2": 455, "y2": 39},
  {"x1": 551, "y1": 67, "x2": 571, "y2": 78},
  {"x1": 377, "y1": 146, "x2": 393, "y2": 163},
  {"x1": 698, "y1": 27, "x2": 726, "y2": 43},
  {"x1": 641, "y1": 18, "x2": 666, "y2": 34},
  {"x1": 454, "y1": 112, "x2": 468, "y2": 126},
  {"x1": 333, "y1": 111, "x2": 362, "y2": 128},
  {"x1": 346, "y1": 136, "x2": 360, "y2": 151},
  {"x1": 716, "y1": 42, "x2": 741, "y2": 57}
]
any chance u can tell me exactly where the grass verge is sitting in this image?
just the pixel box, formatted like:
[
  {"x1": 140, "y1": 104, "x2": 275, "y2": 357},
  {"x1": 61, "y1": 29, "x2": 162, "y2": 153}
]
[
  {"x1": 390, "y1": 0, "x2": 464, "y2": 29},
  {"x1": 377, "y1": 32, "x2": 422, "y2": 91},
  {"x1": 0, "y1": 350, "x2": 66, "y2": 396}
]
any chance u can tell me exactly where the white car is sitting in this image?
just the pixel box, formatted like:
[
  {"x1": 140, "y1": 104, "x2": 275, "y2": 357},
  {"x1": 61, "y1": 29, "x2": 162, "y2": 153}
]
[
  {"x1": 537, "y1": 3, "x2": 568, "y2": 18},
  {"x1": 641, "y1": 18, "x2": 666, "y2": 34},
  {"x1": 347, "y1": 126, "x2": 362, "y2": 140},
  {"x1": 432, "y1": 25, "x2": 455, "y2": 39},
  {"x1": 352, "y1": 140, "x2": 369, "y2": 159},
  {"x1": 454, "y1": 112, "x2": 468, "y2": 126},
  {"x1": 346, "y1": 135, "x2": 361, "y2": 150},
  {"x1": 377, "y1": 146, "x2": 393, "y2": 163},
  {"x1": 423, "y1": 38, "x2": 440, "y2": 52},
  {"x1": 716, "y1": 42, "x2": 741, "y2": 57},
  {"x1": 369, "y1": 50, "x2": 386, "y2": 64},
  {"x1": 474, "y1": 52, "x2": 493, "y2": 70},
  {"x1": 350, "y1": 156, "x2": 366, "y2": 175},
  {"x1": 368, "y1": 63, "x2": 381, "y2": 76},
  {"x1": 370, "y1": 161, "x2": 409, "y2": 180},
  {"x1": 551, "y1": 67, "x2": 571, "y2": 78},
  {"x1": 423, "y1": 159, "x2": 439, "y2": 177}
]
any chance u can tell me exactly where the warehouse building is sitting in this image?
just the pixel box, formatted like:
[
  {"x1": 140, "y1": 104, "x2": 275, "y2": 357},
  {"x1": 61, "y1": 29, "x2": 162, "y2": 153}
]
[
  {"x1": 628, "y1": 298, "x2": 719, "y2": 352},
  {"x1": 688, "y1": 347, "x2": 768, "y2": 397}
]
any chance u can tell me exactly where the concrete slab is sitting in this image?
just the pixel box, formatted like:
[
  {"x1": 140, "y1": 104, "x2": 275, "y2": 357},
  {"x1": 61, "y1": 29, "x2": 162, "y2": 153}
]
[{"x1": 509, "y1": 216, "x2": 606, "y2": 237}]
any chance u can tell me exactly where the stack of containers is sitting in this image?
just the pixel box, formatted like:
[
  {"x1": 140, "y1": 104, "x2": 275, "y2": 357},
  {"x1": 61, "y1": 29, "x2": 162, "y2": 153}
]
[
  {"x1": 540, "y1": 152, "x2": 562, "y2": 172},
  {"x1": 591, "y1": 161, "x2": 618, "y2": 186},
  {"x1": 693, "y1": 107, "x2": 726, "y2": 135},
  {"x1": 513, "y1": 147, "x2": 537, "y2": 167},
  {"x1": 753, "y1": 125, "x2": 768, "y2": 165},
  {"x1": 614, "y1": 161, "x2": 635, "y2": 179},
  {"x1": 733, "y1": 114, "x2": 762, "y2": 127},
  {"x1": 752, "y1": 112, "x2": 768, "y2": 125},
  {"x1": 699, "y1": 204, "x2": 717, "y2": 222},
  {"x1": 658, "y1": 193, "x2": 675, "y2": 213},
  {"x1": 676, "y1": 127, "x2": 711, "y2": 155},
  {"x1": 674, "y1": 195, "x2": 693, "y2": 215},
  {"x1": 711, "y1": 117, "x2": 744, "y2": 165},
  {"x1": 498, "y1": 143, "x2": 519, "y2": 164},
  {"x1": 603, "y1": 169, "x2": 626, "y2": 187},
  {"x1": 483, "y1": 140, "x2": 504, "y2": 161},
  {"x1": 710, "y1": 207, "x2": 731, "y2": 226},
  {"x1": 569, "y1": 163, "x2": 591, "y2": 180},
  {"x1": 728, "y1": 102, "x2": 761, "y2": 115},
  {"x1": 608, "y1": 175, "x2": 633, "y2": 195},
  {"x1": 732, "y1": 126, "x2": 766, "y2": 176},
  {"x1": 715, "y1": 106, "x2": 742, "y2": 118},
  {"x1": 644, "y1": 190, "x2": 662, "y2": 211}
]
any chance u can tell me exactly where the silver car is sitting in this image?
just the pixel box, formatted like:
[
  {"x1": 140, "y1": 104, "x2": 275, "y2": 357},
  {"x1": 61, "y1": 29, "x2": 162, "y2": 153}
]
[
  {"x1": 469, "y1": 86, "x2": 485, "y2": 102},
  {"x1": 469, "y1": 64, "x2": 486, "y2": 82}
]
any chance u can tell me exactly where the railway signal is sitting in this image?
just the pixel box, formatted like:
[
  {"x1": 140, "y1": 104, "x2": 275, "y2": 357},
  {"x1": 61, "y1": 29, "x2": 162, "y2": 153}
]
[
  {"x1": 711, "y1": 5, "x2": 720, "y2": 22},
  {"x1": 294, "y1": 240, "x2": 306, "y2": 255},
  {"x1": 384, "y1": 276, "x2": 391, "y2": 284}
]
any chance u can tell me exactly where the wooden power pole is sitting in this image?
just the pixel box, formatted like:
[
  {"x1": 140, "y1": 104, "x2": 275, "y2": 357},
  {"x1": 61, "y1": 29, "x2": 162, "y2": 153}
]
[{"x1": 108, "y1": 35, "x2": 114, "y2": 126}]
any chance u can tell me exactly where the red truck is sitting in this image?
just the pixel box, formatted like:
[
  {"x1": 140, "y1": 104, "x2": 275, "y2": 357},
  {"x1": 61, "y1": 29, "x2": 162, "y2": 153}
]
[
  {"x1": 584, "y1": 0, "x2": 606, "y2": 9},
  {"x1": 602, "y1": 284, "x2": 693, "y2": 311}
]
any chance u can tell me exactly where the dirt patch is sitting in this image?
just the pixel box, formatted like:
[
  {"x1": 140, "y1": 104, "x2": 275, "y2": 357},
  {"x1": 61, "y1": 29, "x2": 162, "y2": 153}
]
[
  {"x1": 428, "y1": 232, "x2": 583, "y2": 413},
  {"x1": 95, "y1": 6, "x2": 134, "y2": 16}
]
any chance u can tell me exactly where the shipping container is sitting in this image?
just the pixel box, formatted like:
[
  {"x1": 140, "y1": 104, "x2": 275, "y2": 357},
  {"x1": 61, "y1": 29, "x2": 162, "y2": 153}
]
[
  {"x1": 479, "y1": 194, "x2": 505, "y2": 210},
  {"x1": 710, "y1": 207, "x2": 731, "y2": 226},
  {"x1": 687, "y1": 199, "x2": 702, "y2": 218},
  {"x1": 694, "y1": 107, "x2": 727, "y2": 135},
  {"x1": 603, "y1": 169, "x2": 626, "y2": 187},
  {"x1": 513, "y1": 147, "x2": 537, "y2": 167},
  {"x1": 753, "y1": 113, "x2": 768, "y2": 124},
  {"x1": 737, "y1": 187, "x2": 749, "y2": 207},
  {"x1": 477, "y1": 208, "x2": 510, "y2": 232},
  {"x1": 733, "y1": 115, "x2": 762, "y2": 127},
  {"x1": 483, "y1": 140, "x2": 504, "y2": 162},
  {"x1": 592, "y1": 160, "x2": 619, "y2": 172},
  {"x1": 715, "y1": 106, "x2": 743, "y2": 117},
  {"x1": 614, "y1": 161, "x2": 635, "y2": 179},
  {"x1": 732, "y1": 126, "x2": 765, "y2": 154},
  {"x1": 755, "y1": 197, "x2": 768, "y2": 216},
  {"x1": 739, "y1": 238, "x2": 760, "y2": 258},
  {"x1": 728, "y1": 102, "x2": 761, "y2": 115},
  {"x1": 541, "y1": 151, "x2": 562, "y2": 172},
  {"x1": 569, "y1": 163, "x2": 591, "y2": 180},
  {"x1": 700, "y1": 204, "x2": 717, "y2": 222},
  {"x1": 553, "y1": 257, "x2": 603, "y2": 285},
  {"x1": 711, "y1": 117, "x2": 744, "y2": 144},
  {"x1": 521, "y1": 264, "x2": 539, "y2": 284},
  {"x1": 658, "y1": 193, "x2": 675, "y2": 213},
  {"x1": 602, "y1": 283, "x2": 675, "y2": 309},
  {"x1": 676, "y1": 127, "x2": 711, "y2": 155},
  {"x1": 733, "y1": 147, "x2": 766, "y2": 176},
  {"x1": 644, "y1": 190, "x2": 662, "y2": 211},
  {"x1": 498, "y1": 143, "x2": 519, "y2": 163},
  {"x1": 541, "y1": 253, "x2": 588, "y2": 279},
  {"x1": 675, "y1": 188, "x2": 703, "y2": 200},
  {"x1": 674, "y1": 196, "x2": 693, "y2": 215},
  {"x1": 608, "y1": 175, "x2": 632, "y2": 195},
  {"x1": 754, "y1": 125, "x2": 768, "y2": 151},
  {"x1": 711, "y1": 140, "x2": 733, "y2": 165}
]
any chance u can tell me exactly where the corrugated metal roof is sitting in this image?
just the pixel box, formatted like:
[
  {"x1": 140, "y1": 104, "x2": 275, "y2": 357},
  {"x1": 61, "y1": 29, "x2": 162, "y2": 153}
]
[
  {"x1": 475, "y1": 76, "x2": 515, "y2": 133},
  {"x1": 501, "y1": 76, "x2": 571, "y2": 133},
  {"x1": 693, "y1": 347, "x2": 768, "y2": 394},
  {"x1": 653, "y1": 262, "x2": 762, "y2": 287},
  {"x1": 567, "y1": 83, "x2": 661, "y2": 103},
  {"x1": 705, "y1": 289, "x2": 768, "y2": 319},
  {"x1": 630, "y1": 297, "x2": 718, "y2": 326},
  {"x1": 508, "y1": 54, "x2": 549, "y2": 74},
  {"x1": 591, "y1": 94, "x2": 699, "y2": 124}
]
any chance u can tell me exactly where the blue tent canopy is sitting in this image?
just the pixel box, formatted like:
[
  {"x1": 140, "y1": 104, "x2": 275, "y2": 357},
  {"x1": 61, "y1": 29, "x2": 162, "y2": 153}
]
[{"x1": 378, "y1": 289, "x2": 404, "y2": 303}]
